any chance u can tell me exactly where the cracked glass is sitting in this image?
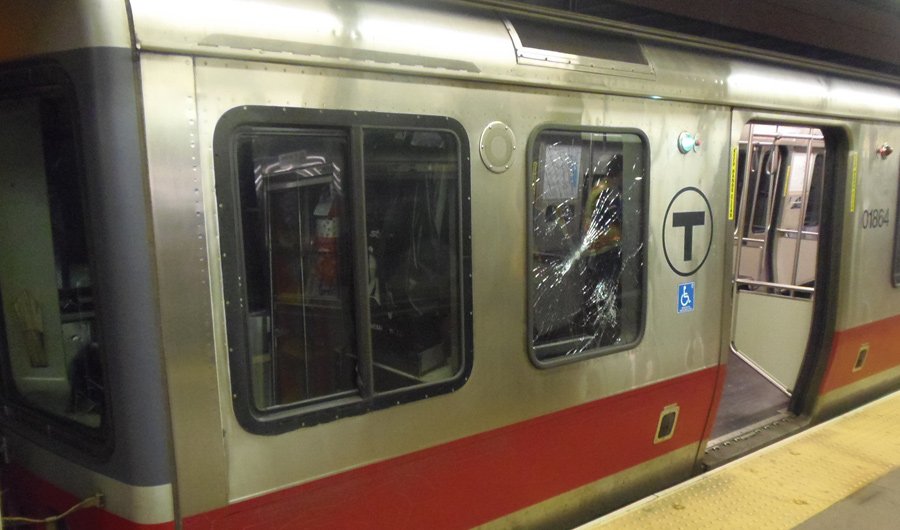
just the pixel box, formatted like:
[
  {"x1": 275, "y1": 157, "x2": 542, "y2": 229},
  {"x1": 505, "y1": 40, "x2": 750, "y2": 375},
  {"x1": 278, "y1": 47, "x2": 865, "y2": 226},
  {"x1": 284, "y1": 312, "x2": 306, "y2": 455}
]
[{"x1": 530, "y1": 130, "x2": 646, "y2": 363}]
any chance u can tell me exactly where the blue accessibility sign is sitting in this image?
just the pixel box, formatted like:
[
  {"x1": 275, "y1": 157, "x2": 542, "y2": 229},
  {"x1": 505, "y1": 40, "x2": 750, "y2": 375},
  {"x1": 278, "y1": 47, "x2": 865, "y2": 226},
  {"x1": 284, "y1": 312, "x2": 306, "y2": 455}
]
[{"x1": 677, "y1": 282, "x2": 695, "y2": 313}]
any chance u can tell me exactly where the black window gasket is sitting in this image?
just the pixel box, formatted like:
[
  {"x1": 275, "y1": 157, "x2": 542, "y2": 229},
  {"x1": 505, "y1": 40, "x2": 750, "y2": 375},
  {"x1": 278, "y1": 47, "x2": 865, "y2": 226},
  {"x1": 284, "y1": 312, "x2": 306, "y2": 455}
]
[
  {"x1": 525, "y1": 125, "x2": 649, "y2": 368},
  {"x1": 214, "y1": 106, "x2": 473, "y2": 435}
]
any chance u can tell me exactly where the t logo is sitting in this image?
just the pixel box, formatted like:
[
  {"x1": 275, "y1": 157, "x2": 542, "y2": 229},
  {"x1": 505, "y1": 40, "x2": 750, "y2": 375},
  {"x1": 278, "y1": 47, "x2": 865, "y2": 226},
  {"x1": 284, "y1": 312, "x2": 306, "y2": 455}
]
[
  {"x1": 672, "y1": 211, "x2": 706, "y2": 261},
  {"x1": 663, "y1": 187, "x2": 713, "y2": 277}
]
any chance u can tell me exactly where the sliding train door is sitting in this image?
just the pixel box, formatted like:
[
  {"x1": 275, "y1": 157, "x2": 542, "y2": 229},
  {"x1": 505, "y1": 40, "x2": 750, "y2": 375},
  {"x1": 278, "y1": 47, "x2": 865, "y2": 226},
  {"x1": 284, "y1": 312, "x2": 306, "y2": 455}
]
[{"x1": 709, "y1": 116, "x2": 837, "y2": 456}]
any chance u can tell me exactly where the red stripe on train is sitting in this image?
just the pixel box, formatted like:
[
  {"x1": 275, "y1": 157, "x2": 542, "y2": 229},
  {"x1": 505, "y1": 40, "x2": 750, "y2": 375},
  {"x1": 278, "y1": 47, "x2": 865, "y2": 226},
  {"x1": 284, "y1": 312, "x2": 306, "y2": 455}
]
[
  {"x1": 820, "y1": 314, "x2": 900, "y2": 395},
  {"x1": 183, "y1": 367, "x2": 718, "y2": 530},
  {"x1": 14, "y1": 307, "x2": 900, "y2": 530},
  {"x1": 5, "y1": 368, "x2": 717, "y2": 529}
]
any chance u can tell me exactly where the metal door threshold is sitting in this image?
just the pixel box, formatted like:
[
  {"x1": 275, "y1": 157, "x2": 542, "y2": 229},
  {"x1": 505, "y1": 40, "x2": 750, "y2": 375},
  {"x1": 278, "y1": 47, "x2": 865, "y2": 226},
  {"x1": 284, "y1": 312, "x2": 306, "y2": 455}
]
[{"x1": 703, "y1": 412, "x2": 806, "y2": 469}]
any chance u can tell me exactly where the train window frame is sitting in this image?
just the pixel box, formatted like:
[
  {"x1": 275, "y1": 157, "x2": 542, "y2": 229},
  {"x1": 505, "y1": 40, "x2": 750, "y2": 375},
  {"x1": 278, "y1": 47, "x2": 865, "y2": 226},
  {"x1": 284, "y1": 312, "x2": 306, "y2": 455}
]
[
  {"x1": 0, "y1": 62, "x2": 111, "y2": 450},
  {"x1": 526, "y1": 126, "x2": 649, "y2": 368},
  {"x1": 214, "y1": 106, "x2": 473, "y2": 434}
]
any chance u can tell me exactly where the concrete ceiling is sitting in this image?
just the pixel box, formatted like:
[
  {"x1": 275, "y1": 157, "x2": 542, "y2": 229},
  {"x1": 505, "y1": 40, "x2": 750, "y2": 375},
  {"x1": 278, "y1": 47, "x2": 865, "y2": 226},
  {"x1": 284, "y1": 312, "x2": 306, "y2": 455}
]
[{"x1": 507, "y1": 0, "x2": 900, "y2": 78}]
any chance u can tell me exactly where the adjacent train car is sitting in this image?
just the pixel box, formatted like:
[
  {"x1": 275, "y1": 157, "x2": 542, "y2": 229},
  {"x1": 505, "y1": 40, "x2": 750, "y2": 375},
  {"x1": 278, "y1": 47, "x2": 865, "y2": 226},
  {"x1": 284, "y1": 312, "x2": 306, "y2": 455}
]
[{"x1": 0, "y1": 1, "x2": 898, "y2": 528}]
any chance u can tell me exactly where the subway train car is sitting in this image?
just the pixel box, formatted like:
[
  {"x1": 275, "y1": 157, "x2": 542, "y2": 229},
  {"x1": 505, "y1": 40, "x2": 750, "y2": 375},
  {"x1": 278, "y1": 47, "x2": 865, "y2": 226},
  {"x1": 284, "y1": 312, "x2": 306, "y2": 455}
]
[{"x1": 1, "y1": 0, "x2": 899, "y2": 528}]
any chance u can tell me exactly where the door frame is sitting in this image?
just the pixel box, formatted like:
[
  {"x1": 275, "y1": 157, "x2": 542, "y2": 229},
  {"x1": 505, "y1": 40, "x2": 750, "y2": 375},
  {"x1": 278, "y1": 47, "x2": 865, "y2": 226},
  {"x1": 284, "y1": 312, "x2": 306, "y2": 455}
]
[{"x1": 720, "y1": 109, "x2": 851, "y2": 418}]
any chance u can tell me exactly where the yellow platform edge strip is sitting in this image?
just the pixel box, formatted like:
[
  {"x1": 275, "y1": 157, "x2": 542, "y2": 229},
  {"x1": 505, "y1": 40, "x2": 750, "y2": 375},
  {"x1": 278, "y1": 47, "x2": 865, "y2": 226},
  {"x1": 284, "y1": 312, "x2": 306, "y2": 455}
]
[{"x1": 580, "y1": 389, "x2": 900, "y2": 530}]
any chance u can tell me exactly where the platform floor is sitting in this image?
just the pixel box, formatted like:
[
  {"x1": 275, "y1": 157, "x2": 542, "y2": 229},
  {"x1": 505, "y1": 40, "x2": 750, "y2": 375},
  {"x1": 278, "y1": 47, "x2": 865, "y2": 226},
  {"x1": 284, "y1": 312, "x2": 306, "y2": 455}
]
[{"x1": 578, "y1": 388, "x2": 900, "y2": 529}]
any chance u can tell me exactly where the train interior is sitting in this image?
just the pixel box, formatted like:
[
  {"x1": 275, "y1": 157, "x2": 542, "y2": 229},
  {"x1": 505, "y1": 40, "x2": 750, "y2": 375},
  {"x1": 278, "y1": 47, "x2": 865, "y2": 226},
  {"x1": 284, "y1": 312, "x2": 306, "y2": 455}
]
[
  {"x1": 236, "y1": 127, "x2": 462, "y2": 410},
  {"x1": 707, "y1": 123, "x2": 828, "y2": 464},
  {"x1": 0, "y1": 94, "x2": 103, "y2": 430}
]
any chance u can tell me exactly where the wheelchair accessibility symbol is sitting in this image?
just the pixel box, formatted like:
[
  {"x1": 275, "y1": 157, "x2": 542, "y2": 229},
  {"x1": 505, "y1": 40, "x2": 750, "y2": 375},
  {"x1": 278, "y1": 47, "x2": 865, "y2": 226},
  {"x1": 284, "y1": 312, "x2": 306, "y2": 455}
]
[{"x1": 678, "y1": 282, "x2": 695, "y2": 313}]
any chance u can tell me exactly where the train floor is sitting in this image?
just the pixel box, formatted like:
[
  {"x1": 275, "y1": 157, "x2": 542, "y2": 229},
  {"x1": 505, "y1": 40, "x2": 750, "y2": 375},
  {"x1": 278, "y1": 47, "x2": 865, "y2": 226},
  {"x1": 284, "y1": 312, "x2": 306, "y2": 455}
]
[
  {"x1": 702, "y1": 351, "x2": 802, "y2": 469},
  {"x1": 711, "y1": 351, "x2": 790, "y2": 440},
  {"x1": 577, "y1": 388, "x2": 900, "y2": 529}
]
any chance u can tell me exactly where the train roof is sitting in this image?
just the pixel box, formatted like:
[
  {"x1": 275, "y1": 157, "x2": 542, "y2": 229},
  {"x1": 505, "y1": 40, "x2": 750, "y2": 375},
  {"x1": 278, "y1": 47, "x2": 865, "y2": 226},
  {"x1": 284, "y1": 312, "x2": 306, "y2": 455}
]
[
  {"x1": 2, "y1": 0, "x2": 899, "y2": 123},
  {"x1": 492, "y1": 0, "x2": 900, "y2": 80}
]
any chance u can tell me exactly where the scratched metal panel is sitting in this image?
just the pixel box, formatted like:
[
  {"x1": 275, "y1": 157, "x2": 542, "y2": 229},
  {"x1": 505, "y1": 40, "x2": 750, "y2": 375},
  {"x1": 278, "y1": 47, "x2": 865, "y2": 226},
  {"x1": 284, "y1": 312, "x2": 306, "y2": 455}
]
[
  {"x1": 648, "y1": 44, "x2": 900, "y2": 123},
  {"x1": 192, "y1": 56, "x2": 730, "y2": 501},
  {"x1": 128, "y1": 0, "x2": 900, "y2": 123},
  {"x1": 842, "y1": 122, "x2": 900, "y2": 328},
  {"x1": 140, "y1": 53, "x2": 228, "y2": 517},
  {"x1": 129, "y1": 0, "x2": 509, "y2": 78}
]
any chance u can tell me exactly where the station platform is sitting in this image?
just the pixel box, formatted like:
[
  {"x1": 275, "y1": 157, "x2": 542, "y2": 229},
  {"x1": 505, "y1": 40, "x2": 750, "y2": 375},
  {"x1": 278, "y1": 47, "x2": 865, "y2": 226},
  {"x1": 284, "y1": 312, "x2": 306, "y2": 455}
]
[{"x1": 578, "y1": 389, "x2": 900, "y2": 529}]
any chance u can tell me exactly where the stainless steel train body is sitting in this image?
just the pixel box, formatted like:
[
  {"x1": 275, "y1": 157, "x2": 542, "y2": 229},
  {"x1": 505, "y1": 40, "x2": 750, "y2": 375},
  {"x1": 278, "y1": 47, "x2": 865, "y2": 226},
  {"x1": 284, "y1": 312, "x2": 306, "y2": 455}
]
[{"x1": 0, "y1": 1, "x2": 899, "y2": 528}]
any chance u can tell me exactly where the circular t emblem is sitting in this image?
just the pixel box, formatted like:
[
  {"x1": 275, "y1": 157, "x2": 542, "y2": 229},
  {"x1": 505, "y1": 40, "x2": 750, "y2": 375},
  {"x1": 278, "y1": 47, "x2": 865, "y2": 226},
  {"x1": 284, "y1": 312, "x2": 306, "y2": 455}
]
[{"x1": 663, "y1": 187, "x2": 713, "y2": 277}]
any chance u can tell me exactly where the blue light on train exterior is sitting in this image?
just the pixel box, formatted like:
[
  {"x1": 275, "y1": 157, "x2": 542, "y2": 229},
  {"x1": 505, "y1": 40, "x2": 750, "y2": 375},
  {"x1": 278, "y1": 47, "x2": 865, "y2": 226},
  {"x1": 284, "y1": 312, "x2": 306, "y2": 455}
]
[{"x1": 678, "y1": 131, "x2": 697, "y2": 154}]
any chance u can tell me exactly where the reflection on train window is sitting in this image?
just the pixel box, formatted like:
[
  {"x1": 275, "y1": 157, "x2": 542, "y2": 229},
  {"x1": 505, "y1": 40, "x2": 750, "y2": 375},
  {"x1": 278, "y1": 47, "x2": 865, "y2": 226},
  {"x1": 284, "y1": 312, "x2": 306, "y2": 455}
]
[
  {"x1": 894, "y1": 166, "x2": 900, "y2": 287},
  {"x1": 529, "y1": 129, "x2": 646, "y2": 365},
  {"x1": 364, "y1": 130, "x2": 462, "y2": 393},
  {"x1": 803, "y1": 154, "x2": 825, "y2": 229},
  {"x1": 0, "y1": 93, "x2": 105, "y2": 430},
  {"x1": 733, "y1": 148, "x2": 747, "y2": 234},
  {"x1": 746, "y1": 150, "x2": 779, "y2": 234},
  {"x1": 218, "y1": 110, "x2": 470, "y2": 429},
  {"x1": 237, "y1": 131, "x2": 357, "y2": 406}
]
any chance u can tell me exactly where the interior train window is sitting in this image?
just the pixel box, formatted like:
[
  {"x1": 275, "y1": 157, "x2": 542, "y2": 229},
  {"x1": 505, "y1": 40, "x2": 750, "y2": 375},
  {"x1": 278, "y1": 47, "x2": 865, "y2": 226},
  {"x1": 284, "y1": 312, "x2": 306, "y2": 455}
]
[
  {"x1": 894, "y1": 165, "x2": 900, "y2": 287},
  {"x1": 0, "y1": 79, "x2": 106, "y2": 434},
  {"x1": 803, "y1": 154, "x2": 825, "y2": 229},
  {"x1": 528, "y1": 128, "x2": 647, "y2": 366},
  {"x1": 215, "y1": 108, "x2": 472, "y2": 433},
  {"x1": 733, "y1": 148, "x2": 747, "y2": 233},
  {"x1": 749, "y1": 149, "x2": 778, "y2": 234}
]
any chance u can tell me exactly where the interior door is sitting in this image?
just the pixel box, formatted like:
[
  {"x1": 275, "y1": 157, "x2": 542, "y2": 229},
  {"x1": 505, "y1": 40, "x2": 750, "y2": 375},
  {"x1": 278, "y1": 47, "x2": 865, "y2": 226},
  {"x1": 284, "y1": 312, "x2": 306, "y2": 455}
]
[{"x1": 731, "y1": 123, "x2": 826, "y2": 393}]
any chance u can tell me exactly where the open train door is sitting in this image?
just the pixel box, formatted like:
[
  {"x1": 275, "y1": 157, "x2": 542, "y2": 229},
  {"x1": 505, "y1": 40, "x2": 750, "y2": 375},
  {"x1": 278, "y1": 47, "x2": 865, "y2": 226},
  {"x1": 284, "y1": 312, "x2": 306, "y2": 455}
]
[{"x1": 706, "y1": 113, "x2": 846, "y2": 465}]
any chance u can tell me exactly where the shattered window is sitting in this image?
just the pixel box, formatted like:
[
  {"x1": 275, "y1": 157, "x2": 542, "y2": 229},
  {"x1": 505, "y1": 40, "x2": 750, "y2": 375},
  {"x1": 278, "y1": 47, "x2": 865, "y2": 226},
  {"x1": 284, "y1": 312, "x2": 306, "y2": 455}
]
[{"x1": 529, "y1": 129, "x2": 646, "y2": 365}]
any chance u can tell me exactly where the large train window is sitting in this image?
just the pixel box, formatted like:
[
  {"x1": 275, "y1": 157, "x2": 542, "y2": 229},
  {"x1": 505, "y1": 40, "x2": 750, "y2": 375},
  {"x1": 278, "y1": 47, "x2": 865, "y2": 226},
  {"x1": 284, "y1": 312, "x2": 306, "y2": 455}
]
[
  {"x1": 0, "y1": 80, "x2": 106, "y2": 433},
  {"x1": 528, "y1": 128, "x2": 647, "y2": 366},
  {"x1": 215, "y1": 108, "x2": 472, "y2": 432}
]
